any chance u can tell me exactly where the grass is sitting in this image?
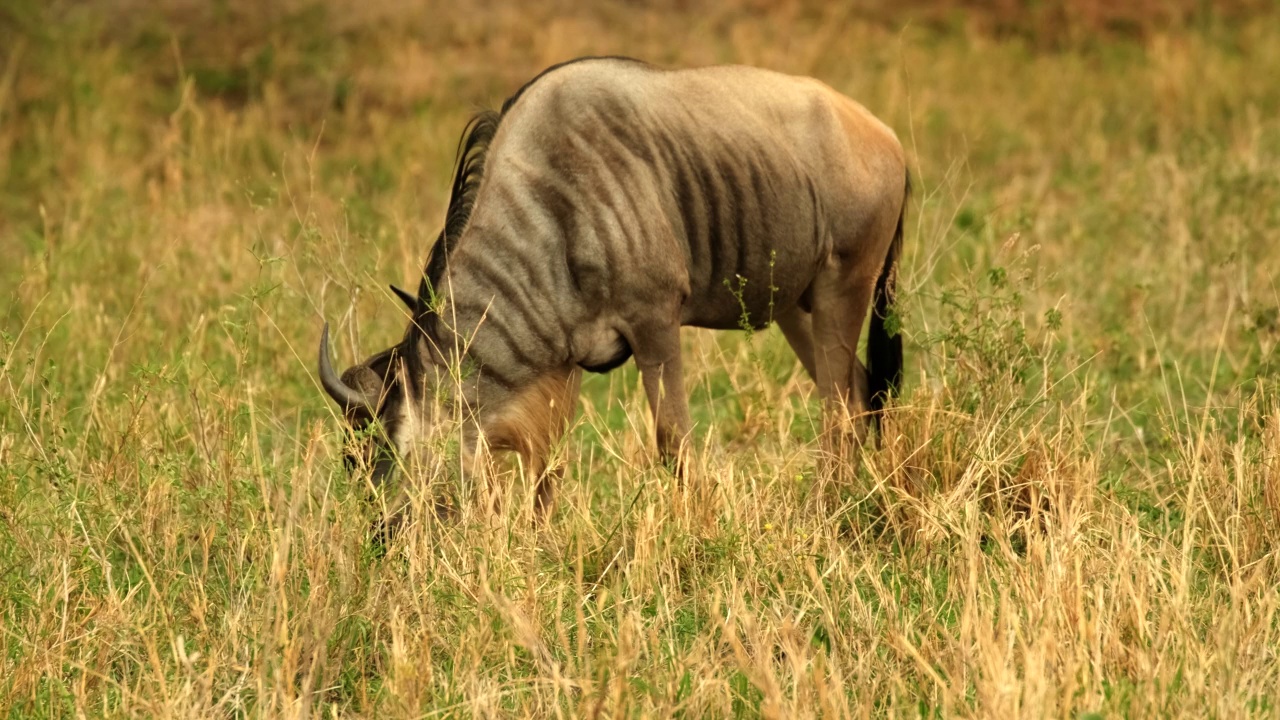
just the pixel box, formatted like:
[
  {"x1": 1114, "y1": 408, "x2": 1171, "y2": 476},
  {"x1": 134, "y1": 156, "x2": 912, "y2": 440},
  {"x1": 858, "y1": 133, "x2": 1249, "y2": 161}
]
[{"x1": 2, "y1": 0, "x2": 1279, "y2": 716}]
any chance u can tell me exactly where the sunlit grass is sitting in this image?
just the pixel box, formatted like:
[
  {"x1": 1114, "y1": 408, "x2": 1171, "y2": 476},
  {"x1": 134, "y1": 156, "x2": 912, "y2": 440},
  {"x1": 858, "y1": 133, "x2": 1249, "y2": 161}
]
[{"x1": 2, "y1": 1, "x2": 1279, "y2": 717}]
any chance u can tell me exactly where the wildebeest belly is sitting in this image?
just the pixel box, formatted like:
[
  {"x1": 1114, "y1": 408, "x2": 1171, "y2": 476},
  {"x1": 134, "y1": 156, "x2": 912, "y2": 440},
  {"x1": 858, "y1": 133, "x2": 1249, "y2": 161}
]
[
  {"x1": 680, "y1": 228, "x2": 829, "y2": 330},
  {"x1": 673, "y1": 155, "x2": 830, "y2": 331}
]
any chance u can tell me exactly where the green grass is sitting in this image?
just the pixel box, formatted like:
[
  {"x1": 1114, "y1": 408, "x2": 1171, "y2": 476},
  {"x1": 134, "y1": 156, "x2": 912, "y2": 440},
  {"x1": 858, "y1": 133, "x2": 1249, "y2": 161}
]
[{"x1": 2, "y1": 1, "x2": 1279, "y2": 717}]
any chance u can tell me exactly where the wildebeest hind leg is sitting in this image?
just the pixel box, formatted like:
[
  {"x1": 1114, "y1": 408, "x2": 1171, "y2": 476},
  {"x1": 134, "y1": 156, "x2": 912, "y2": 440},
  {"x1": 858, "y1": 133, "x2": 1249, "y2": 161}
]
[
  {"x1": 776, "y1": 306, "x2": 818, "y2": 381},
  {"x1": 810, "y1": 269, "x2": 876, "y2": 465}
]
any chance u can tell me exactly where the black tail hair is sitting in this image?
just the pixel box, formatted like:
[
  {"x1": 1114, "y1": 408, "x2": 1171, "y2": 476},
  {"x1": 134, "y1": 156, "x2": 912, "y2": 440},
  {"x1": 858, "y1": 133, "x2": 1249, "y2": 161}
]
[{"x1": 868, "y1": 168, "x2": 909, "y2": 434}]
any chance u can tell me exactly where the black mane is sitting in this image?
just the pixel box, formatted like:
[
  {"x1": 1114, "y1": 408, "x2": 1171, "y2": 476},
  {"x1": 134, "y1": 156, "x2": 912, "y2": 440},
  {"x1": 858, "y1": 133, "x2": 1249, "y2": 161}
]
[
  {"x1": 420, "y1": 110, "x2": 501, "y2": 296},
  {"x1": 417, "y1": 55, "x2": 645, "y2": 302}
]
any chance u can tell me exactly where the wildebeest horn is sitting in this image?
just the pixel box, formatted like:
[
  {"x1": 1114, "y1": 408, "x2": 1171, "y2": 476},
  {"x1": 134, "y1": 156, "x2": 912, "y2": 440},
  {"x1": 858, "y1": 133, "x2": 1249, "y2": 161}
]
[
  {"x1": 390, "y1": 284, "x2": 419, "y2": 313},
  {"x1": 318, "y1": 323, "x2": 374, "y2": 412}
]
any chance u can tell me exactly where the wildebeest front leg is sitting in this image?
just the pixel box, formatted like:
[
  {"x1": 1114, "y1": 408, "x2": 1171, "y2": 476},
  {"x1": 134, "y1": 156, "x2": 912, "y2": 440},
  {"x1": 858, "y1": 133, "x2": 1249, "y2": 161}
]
[
  {"x1": 633, "y1": 323, "x2": 692, "y2": 474},
  {"x1": 533, "y1": 464, "x2": 563, "y2": 522},
  {"x1": 519, "y1": 367, "x2": 582, "y2": 522}
]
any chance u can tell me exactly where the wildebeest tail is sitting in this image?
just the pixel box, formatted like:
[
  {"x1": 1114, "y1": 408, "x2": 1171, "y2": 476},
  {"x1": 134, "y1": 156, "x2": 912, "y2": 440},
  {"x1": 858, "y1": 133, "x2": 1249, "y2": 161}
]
[{"x1": 868, "y1": 168, "x2": 909, "y2": 432}]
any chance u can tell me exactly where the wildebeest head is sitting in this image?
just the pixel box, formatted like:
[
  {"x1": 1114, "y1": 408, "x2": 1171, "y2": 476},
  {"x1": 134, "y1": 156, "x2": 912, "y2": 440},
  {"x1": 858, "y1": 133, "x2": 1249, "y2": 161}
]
[{"x1": 317, "y1": 286, "x2": 441, "y2": 487}]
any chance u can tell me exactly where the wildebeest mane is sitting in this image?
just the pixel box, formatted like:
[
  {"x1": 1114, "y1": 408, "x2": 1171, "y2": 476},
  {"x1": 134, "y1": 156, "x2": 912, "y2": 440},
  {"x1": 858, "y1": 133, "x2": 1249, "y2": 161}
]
[{"x1": 421, "y1": 110, "x2": 502, "y2": 295}]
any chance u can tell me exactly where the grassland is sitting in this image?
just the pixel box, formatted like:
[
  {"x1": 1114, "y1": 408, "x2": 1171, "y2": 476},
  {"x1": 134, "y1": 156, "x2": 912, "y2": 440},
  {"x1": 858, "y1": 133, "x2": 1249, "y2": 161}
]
[{"x1": 2, "y1": 1, "x2": 1279, "y2": 717}]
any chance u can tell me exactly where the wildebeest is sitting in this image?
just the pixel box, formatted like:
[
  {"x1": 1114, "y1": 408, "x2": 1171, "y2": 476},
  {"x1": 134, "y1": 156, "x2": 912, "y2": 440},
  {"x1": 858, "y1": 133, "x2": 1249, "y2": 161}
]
[{"x1": 318, "y1": 56, "x2": 909, "y2": 528}]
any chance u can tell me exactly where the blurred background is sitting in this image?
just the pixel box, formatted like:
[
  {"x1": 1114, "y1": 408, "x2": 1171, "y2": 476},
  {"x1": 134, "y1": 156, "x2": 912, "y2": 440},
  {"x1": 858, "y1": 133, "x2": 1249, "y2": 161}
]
[{"x1": 3, "y1": 0, "x2": 1275, "y2": 366}]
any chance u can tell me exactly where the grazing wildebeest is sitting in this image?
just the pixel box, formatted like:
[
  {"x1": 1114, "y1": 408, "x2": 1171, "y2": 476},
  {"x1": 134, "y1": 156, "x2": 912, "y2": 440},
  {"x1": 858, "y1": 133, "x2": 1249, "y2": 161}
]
[{"x1": 318, "y1": 56, "x2": 909, "y2": 530}]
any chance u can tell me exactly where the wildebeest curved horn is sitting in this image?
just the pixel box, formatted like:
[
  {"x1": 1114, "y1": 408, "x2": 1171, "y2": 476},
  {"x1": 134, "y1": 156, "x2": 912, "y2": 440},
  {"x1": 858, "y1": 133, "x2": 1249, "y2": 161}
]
[
  {"x1": 390, "y1": 284, "x2": 420, "y2": 313},
  {"x1": 318, "y1": 323, "x2": 374, "y2": 412}
]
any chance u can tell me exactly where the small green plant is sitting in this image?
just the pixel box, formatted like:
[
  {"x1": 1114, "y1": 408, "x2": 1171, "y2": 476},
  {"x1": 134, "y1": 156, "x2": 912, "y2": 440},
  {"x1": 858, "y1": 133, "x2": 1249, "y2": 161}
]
[{"x1": 916, "y1": 246, "x2": 1063, "y2": 415}]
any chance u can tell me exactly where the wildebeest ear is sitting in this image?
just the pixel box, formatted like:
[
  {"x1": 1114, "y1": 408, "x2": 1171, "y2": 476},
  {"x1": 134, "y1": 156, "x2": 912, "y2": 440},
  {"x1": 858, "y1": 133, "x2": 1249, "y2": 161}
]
[
  {"x1": 363, "y1": 346, "x2": 401, "y2": 386},
  {"x1": 341, "y1": 364, "x2": 385, "y2": 399},
  {"x1": 390, "y1": 284, "x2": 420, "y2": 314}
]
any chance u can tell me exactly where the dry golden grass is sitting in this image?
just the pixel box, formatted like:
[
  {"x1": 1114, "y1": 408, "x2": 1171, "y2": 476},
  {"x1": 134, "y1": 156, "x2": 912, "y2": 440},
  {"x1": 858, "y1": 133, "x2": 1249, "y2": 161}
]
[{"x1": 2, "y1": 0, "x2": 1279, "y2": 717}]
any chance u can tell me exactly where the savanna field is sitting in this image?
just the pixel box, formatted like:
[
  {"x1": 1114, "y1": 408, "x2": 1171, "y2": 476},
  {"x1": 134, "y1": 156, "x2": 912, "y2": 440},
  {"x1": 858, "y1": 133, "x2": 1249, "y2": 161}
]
[{"x1": 2, "y1": 1, "x2": 1279, "y2": 717}]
